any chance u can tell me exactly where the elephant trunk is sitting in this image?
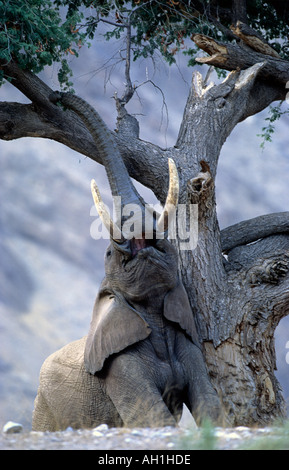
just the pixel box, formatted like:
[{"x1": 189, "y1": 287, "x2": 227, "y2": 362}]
[
  {"x1": 90, "y1": 157, "x2": 179, "y2": 242},
  {"x1": 50, "y1": 92, "x2": 179, "y2": 241},
  {"x1": 50, "y1": 92, "x2": 144, "y2": 211}
]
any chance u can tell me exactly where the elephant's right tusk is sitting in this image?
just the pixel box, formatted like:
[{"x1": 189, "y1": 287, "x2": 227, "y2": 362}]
[{"x1": 91, "y1": 179, "x2": 123, "y2": 242}]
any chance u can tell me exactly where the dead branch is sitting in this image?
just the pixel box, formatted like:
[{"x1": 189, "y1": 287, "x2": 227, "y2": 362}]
[
  {"x1": 231, "y1": 21, "x2": 280, "y2": 58},
  {"x1": 192, "y1": 34, "x2": 289, "y2": 89},
  {"x1": 221, "y1": 212, "x2": 289, "y2": 253}
]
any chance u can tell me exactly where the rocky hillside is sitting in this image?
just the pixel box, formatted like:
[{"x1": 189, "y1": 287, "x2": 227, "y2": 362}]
[{"x1": 0, "y1": 37, "x2": 288, "y2": 429}]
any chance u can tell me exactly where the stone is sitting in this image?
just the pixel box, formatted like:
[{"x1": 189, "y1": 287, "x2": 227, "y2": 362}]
[
  {"x1": 93, "y1": 423, "x2": 108, "y2": 432},
  {"x1": 2, "y1": 421, "x2": 23, "y2": 434},
  {"x1": 92, "y1": 431, "x2": 103, "y2": 437}
]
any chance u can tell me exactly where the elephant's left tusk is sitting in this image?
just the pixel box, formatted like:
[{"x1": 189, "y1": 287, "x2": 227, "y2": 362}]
[{"x1": 157, "y1": 158, "x2": 179, "y2": 233}]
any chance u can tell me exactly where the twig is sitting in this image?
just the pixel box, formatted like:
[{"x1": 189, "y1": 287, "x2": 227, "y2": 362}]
[
  {"x1": 119, "y1": 16, "x2": 134, "y2": 105},
  {"x1": 136, "y1": 78, "x2": 169, "y2": 135}
]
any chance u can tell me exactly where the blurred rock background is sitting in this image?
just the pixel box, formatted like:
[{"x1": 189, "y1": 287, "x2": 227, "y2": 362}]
[{"x1": 1, "y1": 34, "x2": 288, "y2": 429}]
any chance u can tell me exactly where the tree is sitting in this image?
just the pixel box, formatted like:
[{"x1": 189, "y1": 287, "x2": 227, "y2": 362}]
[{"x1": 1, "y1": 0, "x2": 289, "y2": 426}]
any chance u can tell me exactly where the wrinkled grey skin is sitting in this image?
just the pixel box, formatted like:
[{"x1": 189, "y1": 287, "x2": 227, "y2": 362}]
[
  {"x1": 32, "y1": 93, "x2": 221, "y2": 431},
  {"x1": 33, "y1": 237, "x2": 221, "y2": 431}
]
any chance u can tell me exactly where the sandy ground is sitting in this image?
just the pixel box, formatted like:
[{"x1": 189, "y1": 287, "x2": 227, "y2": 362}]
[{"x1": 1, "y1": 422, "x2": 279, "y2": 451}]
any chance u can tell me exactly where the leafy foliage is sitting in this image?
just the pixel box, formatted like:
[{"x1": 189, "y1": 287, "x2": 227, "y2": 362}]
[
  {"x1": 52, "y1": 0, "x2": 289, "y2": 137},
  {"x1": 248, "y1": 0, "x2": 289, "y2": 58},
  {"x1": 258, "y1": 103, "x2": 289, "y2": 149},
  {"x1": 60, "y1": 1, "x2": 289, "y2": 64},
  {"x1": 0, "y1": 0, "x2": 86, "y2": 89},
  {"x1": 0, "y1": 1, "x2": 289, "y2": 111},
  {"x1": 1, "y1": 1, "x2": 289, "y2": 84}
]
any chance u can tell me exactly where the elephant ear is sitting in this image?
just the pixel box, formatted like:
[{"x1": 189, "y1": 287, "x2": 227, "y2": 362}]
[
  {"x1": 163, "y1": 278, "x2": 201, "y2": 349},
  {"x1": 84, "y1": 288, "x2": 151, "y2": 374}
]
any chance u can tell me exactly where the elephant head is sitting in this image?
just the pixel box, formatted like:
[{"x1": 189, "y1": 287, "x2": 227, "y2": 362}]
[
  {"x1": 85, "y1": 157, "x2": 200, "y2": 374},
  {"x1": 50, "y1": 92, "x2": 200, "y2": 375}
]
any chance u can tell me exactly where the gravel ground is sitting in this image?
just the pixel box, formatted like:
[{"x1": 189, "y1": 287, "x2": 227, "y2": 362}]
[{"x1": 0, "y1": 423, "x2": 281, "y2": 450}]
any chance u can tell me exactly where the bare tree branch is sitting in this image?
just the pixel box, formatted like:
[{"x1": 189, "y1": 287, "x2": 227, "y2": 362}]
[
  {"x1": 120, "y1": 16, "x2": 134, "y2": 105},
  {"x1": 0, "y1": 97, "x2": 168, "y2": 202},
  {"x1": 0, "y1": 60, "x2": 53, "y2": 106},
  {"x1": 221, "y1": 212, "x2": 289, "y2": 253},
  {"x1": 192, "y1": 34, "x2": 289, "y2": 88},
  {"x1": 231, "y1": 21, "x2": 281, "y2": 58}
]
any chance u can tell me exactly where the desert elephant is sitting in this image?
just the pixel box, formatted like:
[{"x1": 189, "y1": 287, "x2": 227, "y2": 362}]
[{"x1": 32, "y1": 93, "x2": 221, "y2": 431}]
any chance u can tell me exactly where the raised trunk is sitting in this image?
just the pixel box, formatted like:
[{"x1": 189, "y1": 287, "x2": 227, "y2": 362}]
[{"x1": 49, "y1": 92, "x2": 145, "y2": 211}]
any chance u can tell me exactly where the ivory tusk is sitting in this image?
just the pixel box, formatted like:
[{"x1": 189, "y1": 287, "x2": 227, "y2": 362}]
[
  {"x1": 157, "y1": 158, "x2": 179, "y2": 233},
  {"x1": 91, "y1": 179, "x2": 123, "y2": 241}
]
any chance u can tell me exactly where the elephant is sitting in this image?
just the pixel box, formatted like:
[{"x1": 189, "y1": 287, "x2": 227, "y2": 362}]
[{"x1": 32, "y1": 93, "x2": 221, "y2": 431}]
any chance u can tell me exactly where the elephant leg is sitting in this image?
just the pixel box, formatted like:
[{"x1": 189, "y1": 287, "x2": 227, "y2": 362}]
[
  {"x1": 181, "y1": 342, "x2": 222, "y2": 426},
  {"x1": 104, "y1": 354, "x2": 177, "y2": 427},
  {"x1": 32, "y1": 389, "x2": 57, "y2": 432},
  {"x1": 33, "y1": 338, "x2": 124, "y2": 431}
]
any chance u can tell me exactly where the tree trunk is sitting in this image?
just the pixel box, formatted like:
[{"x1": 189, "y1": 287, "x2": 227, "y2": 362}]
[
  {"x1": 155, "y1": 67, "x2": 289, "y2": 426},
  {"x1": 1, "y1": 58, "x2": 289, "y2": 426},
  {"x1": 173, "y1": 71, "x2": 289, "y2": 425}
]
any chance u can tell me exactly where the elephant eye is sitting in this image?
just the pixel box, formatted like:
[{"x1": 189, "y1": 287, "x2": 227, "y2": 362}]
[{"x1": 106, "y1": 250, "x2": 112, "y2": 258}]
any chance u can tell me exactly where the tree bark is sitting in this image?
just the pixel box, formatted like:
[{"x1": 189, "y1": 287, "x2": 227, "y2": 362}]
[
  {"x1": 171, "y1": 68, "x2": 289, "y2": 425},
  {"x1": 232, "y1": 0, "x2": 247, "y2": 25},
  {"x1": 221, "y1": 213, "x2": 289, "y2": 253},
  {"x1": 192, "y1": 33, "x2": 289, "y2": 88},
  {"x1": 1, "y1": 57, "x2": 289, "y2": 425}
]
